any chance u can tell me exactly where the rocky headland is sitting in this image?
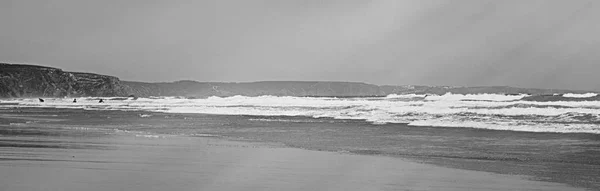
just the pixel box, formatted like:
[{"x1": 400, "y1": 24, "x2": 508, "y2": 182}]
[{"x1": 0, "y1": 63, "x2": 127, "y2": 97}]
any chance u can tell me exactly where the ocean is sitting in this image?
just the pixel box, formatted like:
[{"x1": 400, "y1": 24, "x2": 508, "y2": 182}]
[
  {"x1": 1, "y1": 93, "x2": 599, "y2": 190},
  {"x1": 6, "y1": 93, "x2": 600, "y2": 134}
]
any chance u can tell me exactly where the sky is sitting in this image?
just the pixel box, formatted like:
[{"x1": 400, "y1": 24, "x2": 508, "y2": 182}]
[{"x1": 1, "y1": 0, "x2": 599, "y2": 90}]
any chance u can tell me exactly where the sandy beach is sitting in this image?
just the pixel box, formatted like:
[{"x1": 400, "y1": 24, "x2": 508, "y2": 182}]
[
  {"x1": 0, "y1": 131, "x2": 583, "y2": 191},
  {"x1": 0, "y1": 108, "x2": 591, "y2": 191}
]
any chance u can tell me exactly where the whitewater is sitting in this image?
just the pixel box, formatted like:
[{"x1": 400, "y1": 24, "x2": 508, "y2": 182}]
[{"x1": 3, "y1": 93, "x2": 600, "y2": 134}]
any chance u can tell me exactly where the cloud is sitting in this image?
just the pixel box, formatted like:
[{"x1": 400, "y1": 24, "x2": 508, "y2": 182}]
[{"x1": 0, "y1": 0, "x2": 599, "y2": 90}]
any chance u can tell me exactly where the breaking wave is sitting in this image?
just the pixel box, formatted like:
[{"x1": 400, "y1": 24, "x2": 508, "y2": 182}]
[
  {"x1": 562, "y1": 93, "x2": 598, "y2": 98},
  {"x1": 3, "y1": 93, "x2": 600, "y2": 134}
]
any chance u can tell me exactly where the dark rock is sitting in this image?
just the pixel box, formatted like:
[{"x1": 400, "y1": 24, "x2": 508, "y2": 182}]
[
  {"x1": 70, "y1": 72, "x2": 128, "y2": 97},
  {"x1": 0, "y1": 63, "x2": 128, "y2": 98}
]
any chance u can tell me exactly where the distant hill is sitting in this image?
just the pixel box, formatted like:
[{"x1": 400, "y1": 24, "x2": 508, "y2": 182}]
[
  {"x1": 0, "y1": 63, "x2": 595, "y2": 98},
  {"x1": 378, "y1": 85, "x2": 589, "y2": 96},
  {"x1": 122, "y1": 80, "x2": 382, "y2": 97}
]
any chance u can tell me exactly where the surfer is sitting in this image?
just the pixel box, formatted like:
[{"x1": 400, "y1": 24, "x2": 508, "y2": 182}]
[
  {"x1": 39, "y1": 98, "x2": 44, "y2": 102},
  {"x1": 99, "y1": 99, "x2": 104, "y2": 103},
  {"x1": 73, "y1": 99, "x2": 77, "y2": 103}
]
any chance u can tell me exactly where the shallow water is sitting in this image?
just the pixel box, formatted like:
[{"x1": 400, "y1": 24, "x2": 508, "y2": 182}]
[
  {"x1": 1, "y1": 108, "x2": 599, "y2": 190},
  {"x1": 0, "y1": 110, "x2": 587, "y2": 191}
]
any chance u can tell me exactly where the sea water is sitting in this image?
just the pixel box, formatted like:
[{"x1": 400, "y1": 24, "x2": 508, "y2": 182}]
[{"x1": 5, "y1": 93, "x2": 600, "y2": 134}]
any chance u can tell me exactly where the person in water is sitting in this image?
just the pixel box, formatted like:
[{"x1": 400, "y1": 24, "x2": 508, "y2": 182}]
[
  {"x1": 99, "y1": 99, "x2": 104, "y2": 103},
  {"x1": 73, "y1": 99, "x2": 77, "y2": 103},
  {"x1": 39, "y1": 98, "x2": 44, "y2": 102}
]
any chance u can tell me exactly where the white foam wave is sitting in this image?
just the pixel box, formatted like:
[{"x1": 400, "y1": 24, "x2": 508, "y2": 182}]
[
  {"x1": 423, "y1": 93, "x2": 528, "y2": 101},
  {"x1": 385, "y1": 94, "x2": 426, "y2": 99},
  {"x1": 562, "y1": 93, "x2": 598, "y2": 98},
  {"x1": 3, "y1": 94, "x2": 600, "y2": 134},
  {"x1": 135, "y1": 134, "x2": 164, "y2": 138}
]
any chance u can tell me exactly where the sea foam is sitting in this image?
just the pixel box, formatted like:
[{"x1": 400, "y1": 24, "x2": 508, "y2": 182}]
[
  {"x1": 3, "y1": 94, "x2": 600, "y2": 134},
  {"x1": 562, "y1": 93, "x2": 598, "y2": 98}
]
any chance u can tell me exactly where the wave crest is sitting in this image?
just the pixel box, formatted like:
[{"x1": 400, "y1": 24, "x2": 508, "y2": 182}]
[{"x1": 4, "y1": 93, "x2": 600, "y2": 134}]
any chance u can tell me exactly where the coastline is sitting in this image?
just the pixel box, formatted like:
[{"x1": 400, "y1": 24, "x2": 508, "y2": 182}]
[{"x1": 1, "y1": 107, "x2": 598, "y2": 190}]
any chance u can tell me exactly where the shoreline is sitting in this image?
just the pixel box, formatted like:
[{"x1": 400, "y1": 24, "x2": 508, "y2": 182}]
[
  {"x1": 1, "y1": 107, "x2": 599, "y2": 190},
  {"x1": 0, "y1": 127, "x2": 584, "y2": 191}
]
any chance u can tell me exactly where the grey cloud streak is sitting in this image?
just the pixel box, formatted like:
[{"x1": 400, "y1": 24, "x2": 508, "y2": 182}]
[{"x1": 1, "y1": 0, "x2": 599, "y2": 90}]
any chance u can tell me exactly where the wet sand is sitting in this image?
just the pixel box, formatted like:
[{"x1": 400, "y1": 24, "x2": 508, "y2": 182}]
[
  {"x1": 0, "y1": 132, "x2": 583, "y2": 191},
  {"x1": 0, "y1": 108, "x2": 594, "y2": 190}
]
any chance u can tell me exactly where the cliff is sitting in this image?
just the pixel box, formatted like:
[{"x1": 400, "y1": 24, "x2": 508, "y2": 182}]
[
  {"x1": 0, "y1": 63, "x2": 128, "y2": 98},
  {"x1": 1, "y1": 63, "x2": 595, "y2": 98}
]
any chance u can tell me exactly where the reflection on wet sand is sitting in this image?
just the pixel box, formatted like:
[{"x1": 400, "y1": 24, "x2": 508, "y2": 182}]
[{"x1": 0, "y1": 108, "x2": 593, "y2": 191}]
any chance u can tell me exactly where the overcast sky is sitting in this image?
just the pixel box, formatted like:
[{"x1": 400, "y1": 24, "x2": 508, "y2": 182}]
[{"x1": 1, "y1": 0, "x2": 599, "y2": 90}]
